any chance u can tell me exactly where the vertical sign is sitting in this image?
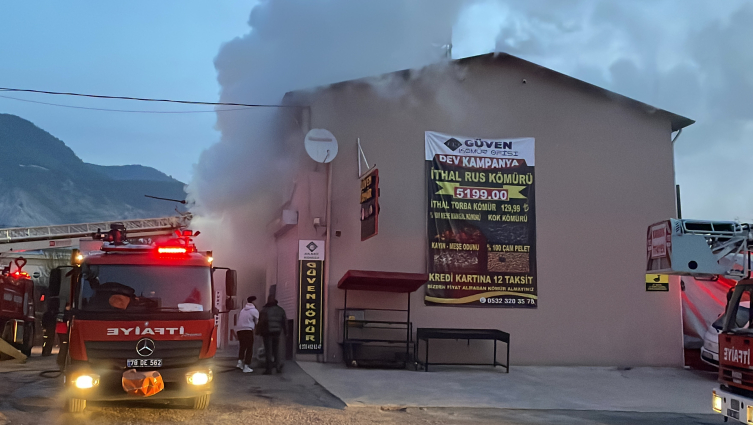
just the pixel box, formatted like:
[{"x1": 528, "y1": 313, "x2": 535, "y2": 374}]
[
  {"x1": 298, "y1": 240, "x2": 325, "y2": 354},
  {"x1": 424, "y1": 132, "x2": 537, "y2": 307},
  {"x1": 360, "y1": 168, "x2": 379, "y2": 240}
]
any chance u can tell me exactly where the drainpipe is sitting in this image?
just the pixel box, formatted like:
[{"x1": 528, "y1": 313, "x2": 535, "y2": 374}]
[
  {"x1": 671, "y1": 128, "x2": 683, "y2": 219},
  {"x1": 671, "y1": 128, "x2": 683, "y2": 145},
  {"x1": 670, "y1": 127, "x2": 684, "y2": 368},
  {"x1": 323, "y1": 160, "x2": 332, "y2": 363}
]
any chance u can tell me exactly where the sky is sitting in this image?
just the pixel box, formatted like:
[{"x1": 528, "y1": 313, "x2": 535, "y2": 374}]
[
  {"x1": 1, "y1": 0, "x2": 752, "y2": 223},
  {"x1": 0, "y1": 1, "x2": 257, "y2": 182}
]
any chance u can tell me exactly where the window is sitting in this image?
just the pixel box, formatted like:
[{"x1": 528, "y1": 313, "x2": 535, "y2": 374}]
[
  {"x1": 80, "y1": 264, "x2": 211, "y2": 314},
  {"x1": 728, "y1": 289, "x2": 752, "y2": 333}
]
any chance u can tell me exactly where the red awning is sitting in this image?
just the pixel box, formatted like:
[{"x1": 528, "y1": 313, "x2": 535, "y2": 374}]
[{"x1": 337, "y1": 270, "x2": 428, "y2": 293}]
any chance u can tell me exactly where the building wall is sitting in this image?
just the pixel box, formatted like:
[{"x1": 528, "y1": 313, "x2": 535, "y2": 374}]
[
  {"x1": 268, "y1": 167, "x2": 329, "y2": 361},
  {"x1": 286, "y1": 57, "x2": 683, "y2": 366}
]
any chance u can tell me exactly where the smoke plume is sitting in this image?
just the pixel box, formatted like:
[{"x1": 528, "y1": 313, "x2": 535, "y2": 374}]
[
  {"x1": 185, "y1": 0, "x2": 465, "y2": 290},
  {"x1": 187, "y1": 0, "x2": 753, "y2": 286}
]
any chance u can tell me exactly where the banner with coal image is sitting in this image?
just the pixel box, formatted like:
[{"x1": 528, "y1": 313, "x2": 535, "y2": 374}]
[{"x1": 424, "y1": 131, "x2": 537, "y2": 307}]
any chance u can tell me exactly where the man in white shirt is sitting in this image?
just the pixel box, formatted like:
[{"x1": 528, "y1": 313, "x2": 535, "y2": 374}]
[{"x1": 236, "y1": 296, "x2": 259, "y2": 373}]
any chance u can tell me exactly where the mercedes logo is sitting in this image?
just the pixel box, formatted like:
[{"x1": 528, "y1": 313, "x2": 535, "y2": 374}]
[{"x1": 136, "y1": 338, "x2": 156, "y2": 357}]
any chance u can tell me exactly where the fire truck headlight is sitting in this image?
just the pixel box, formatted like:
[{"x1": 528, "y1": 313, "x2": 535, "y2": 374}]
[
  {"x1": 712, "y1": 391, "x2": 723, "y2": 413},
  {"x1": 187, "y1": 371, "x2": 212, "y2": 386},
  {"x1": 74, "y1": 374, "x2": 99, "y2": 389}
]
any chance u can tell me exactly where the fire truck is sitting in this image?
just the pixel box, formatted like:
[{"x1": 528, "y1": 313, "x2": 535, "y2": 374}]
[
  {"x1": 49, "y1": 224, "x2": 237, "y2": 413},
  {"x1": 647, "y1": 219, "x2": 753, "y2": 423},
  {"x1": 0, "y1": 257, "x2": 35, "y2": 357}
]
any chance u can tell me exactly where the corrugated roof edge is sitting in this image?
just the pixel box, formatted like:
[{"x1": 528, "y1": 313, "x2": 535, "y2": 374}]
[{"x1": 283, "y1": 52, "x2": 694, "y2": 132}]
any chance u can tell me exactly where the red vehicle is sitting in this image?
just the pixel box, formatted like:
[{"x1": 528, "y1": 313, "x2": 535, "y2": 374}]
[
  {"x1": 714, "y1": 279, "x2": 753, "y2": 422},
  {"x1": 646, "y1": 218, "x2": 753, "y2": 422},
  {"x1": 0, "y1": 257, "x2": 35, "y2": 357},
  {"x1": 50, "y1": 225, "x2": 237, "y2": 413}
]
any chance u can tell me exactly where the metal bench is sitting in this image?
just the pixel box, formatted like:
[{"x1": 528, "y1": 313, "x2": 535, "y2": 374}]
[{"x1": 414, "y1": 328, "x2": 510, "y2": 372}]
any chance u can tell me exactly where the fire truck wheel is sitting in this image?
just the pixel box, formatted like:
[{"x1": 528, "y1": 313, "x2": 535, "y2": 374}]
[
  {"x1": 65, "y1": 398, "x2": 86, "y2": 413},
  {"x1": 20, "y1": 323, "x2": 34, "y2": 356},
  {"x1": 191, "y1": 394, "x2": 210, "y2": 410}
]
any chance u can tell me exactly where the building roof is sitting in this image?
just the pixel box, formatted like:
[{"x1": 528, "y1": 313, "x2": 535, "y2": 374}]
[{"x1": 285, "y1": 53, "x2": 694, "y2": 132}]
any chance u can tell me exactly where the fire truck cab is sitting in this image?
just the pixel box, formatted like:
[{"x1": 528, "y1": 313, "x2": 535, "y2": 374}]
[
  {"x1": 0, "y1": 257, "x2": 36, "y2": 357},
  {"x1": 50, "y1": 225, "x2": 237, "y2": 413},
  {"x1": 714, "y1": 279, "x2": 753, "y2": 422},
  {"x1": 647, "y1": 219, "x2": 753, "y2": 423}
]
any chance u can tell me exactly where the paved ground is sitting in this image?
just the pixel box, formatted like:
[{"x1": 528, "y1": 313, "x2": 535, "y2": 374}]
[
  {"x1": 0, "y1": 351, "x2": 726, "y2": 424},
  {"x1": 299, "y1": 361, "x2": 720, "y2": 414}
]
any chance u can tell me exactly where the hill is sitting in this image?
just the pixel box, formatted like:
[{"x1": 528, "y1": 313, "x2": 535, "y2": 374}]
[
  {"x1": 0, "y1": 113, "x2": 187, "y2": 227},
  {"x1": 85, "y1": 164, "x2": 180, "y2": 183}
]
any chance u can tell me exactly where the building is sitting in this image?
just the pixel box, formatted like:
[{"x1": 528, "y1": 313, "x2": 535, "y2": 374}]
[{"x1": 263, "y1": 53, "x2": 693, "y2": 366}]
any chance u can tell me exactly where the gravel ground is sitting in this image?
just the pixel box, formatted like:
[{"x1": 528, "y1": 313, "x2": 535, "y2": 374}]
[{"x1": 0, "y1": 354, "x2": 725, "y2": 425}]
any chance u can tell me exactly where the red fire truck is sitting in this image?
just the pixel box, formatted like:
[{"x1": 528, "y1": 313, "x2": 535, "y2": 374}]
[
  {"x1": 50, "y1": 224, "x2": 237, "y2": 413},
  {"x1": 716, "y1": 278, "x2": 753, "y2": 422},
  {"x1": 0, "y1": 258, "x2": 35, "y2": 357},
  {"x1": 647, "y1": 219, "x2": 753, "y2": 423}
]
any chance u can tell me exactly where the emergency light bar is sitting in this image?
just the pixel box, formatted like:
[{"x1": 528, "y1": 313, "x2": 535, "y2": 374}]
[
  {"x1": 157, "y1": 247, "x2": 188, "y2": 254},
  {"x1": 9, "y1": 257, "x2": 29, "y2": 278}
]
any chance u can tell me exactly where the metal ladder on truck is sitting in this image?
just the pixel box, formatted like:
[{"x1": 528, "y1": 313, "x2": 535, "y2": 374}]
[
  {"x1": 0, "y1": 214, "x2": 193, "y2": 254},
  {"x1": 647, "y1": 218, "x2": 752, "y2": 279}
]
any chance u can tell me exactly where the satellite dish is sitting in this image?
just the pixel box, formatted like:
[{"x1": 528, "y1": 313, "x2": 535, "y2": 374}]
[{"x1": 304, "y1": 129, "x2": 338, "y2": 163}]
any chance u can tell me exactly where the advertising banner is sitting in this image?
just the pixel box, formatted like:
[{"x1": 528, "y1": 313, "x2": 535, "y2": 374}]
[
  {"x1": 425, "y1": 131, "x2": 537, "y2": 307},
  {"x1": 298, "y1": 240, "x2": 324, "y2": 354}
]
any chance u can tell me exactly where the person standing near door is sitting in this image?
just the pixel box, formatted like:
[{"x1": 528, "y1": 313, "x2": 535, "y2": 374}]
[
  {"x1": 236, "y1": 296, "x2": 259, "y2": 373},
  {"x1": 56, "y1": 303, "x2": 71, "y2": 368},
  {"x1": 257, "y1": 295, "x2": 287, "y2": 374},
  {"x1": 41, "y1": 298, "x2": 59, "y2": 357}
]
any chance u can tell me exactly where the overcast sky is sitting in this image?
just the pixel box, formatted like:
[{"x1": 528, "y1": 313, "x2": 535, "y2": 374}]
[{"x1": 1, "y1": 1, "x2": 751, "y2": 222}]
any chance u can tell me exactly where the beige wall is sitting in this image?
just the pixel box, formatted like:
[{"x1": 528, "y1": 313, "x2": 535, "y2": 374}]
[{"x1": 281, "y1": 57, "x2": 683, "y2": 366}]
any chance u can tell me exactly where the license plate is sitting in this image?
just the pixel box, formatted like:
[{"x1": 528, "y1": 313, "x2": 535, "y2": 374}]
[
  {"x1": 728, "y1": 408, "x2": 739, "y2": 420},
  {"x1": 127, "y1": 358, "x2": 162, "y2": 368}
]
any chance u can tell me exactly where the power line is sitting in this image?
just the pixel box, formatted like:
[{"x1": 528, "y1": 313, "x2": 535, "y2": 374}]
[
  {"x1": 0, "y1": 94, "x2": 254, "y2": 114},
  {"x1": 145, "y1": 195, "x2": 187, "y2": 204},
  {"x1": 0, "y1": 87, "x2": 303, "y2": 108}
]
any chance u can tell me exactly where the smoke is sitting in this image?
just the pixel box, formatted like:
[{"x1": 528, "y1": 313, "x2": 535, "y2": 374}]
[
  {"x1": 185, "y1": 0, "x2": 467, "y2": 288},
  {"x1": 467, "y1": 0, "x2": 753, "y2": 221},
  {"x1": 188, "y1": 0, "x2": 753, "y2": 285}
]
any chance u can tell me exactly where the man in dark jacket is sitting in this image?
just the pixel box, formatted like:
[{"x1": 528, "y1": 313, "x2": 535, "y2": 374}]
[
  {"x1": 41, "y1": 298, "x2": 59, "y2": 356},
  {"x1": 56, "y1": 303, "x2": 72, "y2": 368},
  {"x1": 257, "y1": 295, "x2": 287, "y2": 374}
]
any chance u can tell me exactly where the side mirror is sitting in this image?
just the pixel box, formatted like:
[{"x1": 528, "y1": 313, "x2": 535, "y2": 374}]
[
  {"x1": 49, "y1": 268, "x2": 62, "y2": 297},
  {"x1": 225, "y1": 269, "x2": 238, "y2": 311}
]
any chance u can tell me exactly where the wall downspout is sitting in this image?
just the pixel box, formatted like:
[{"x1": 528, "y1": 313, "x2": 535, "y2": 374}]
[
  {"x1": 670, "y1": 127, "x2": 684, "y2": 368},
  {"x1": 672, "y1": 128, "x2": 683, "y2": 219},
  {"x1": 323, "y1": 158, "x2": 332, "y2": 362}
]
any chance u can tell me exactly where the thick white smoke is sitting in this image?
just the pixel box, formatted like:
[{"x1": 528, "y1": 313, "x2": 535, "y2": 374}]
[
  {"x1": 187, "y1": 0, "x2": 753, "y2": 285},
  {"x1": 185, "y1": 0, "x2": 466, "y2": 288}
]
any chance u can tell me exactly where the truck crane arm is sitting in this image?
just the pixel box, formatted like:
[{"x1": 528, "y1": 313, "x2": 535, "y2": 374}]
[{"x1": 647, "y1": 218, "x2": 752, "y2": 279}]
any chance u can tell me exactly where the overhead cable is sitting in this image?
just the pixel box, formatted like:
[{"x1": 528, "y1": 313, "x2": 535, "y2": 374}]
[
  {"x1": 0, "y1": 87, "x2": 303, "y2": 108},
  {"x1": 0, "y1": 94, "x2": 252, "y2": 114}
]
